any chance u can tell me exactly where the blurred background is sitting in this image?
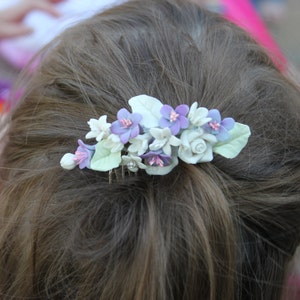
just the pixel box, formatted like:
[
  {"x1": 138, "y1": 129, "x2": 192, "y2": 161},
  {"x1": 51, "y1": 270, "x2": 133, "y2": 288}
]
[
  {"x1": 0, "y1": 0, "x2": 299, "y2": 85},
  {"x1": 267, "y1": 0, "x2": 300, "y2": 69}
]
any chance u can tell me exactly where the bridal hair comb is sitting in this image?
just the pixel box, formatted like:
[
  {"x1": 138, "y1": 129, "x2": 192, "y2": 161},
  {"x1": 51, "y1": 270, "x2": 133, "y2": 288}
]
[{"x1": 60, "y1": 95, "x2": 251, "y2": 175}]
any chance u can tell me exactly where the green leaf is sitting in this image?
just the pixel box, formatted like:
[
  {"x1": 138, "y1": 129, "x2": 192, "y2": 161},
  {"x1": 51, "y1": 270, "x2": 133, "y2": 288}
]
[
  {"x1": 129, "y1": 94, "x2": 163, "y2": 128},
  {"x1": 90, "y1": 140, "x2": 122, "y2": 171},
  {"x1": 213, "y1": 123, "x2": 251, "y2": 159}
]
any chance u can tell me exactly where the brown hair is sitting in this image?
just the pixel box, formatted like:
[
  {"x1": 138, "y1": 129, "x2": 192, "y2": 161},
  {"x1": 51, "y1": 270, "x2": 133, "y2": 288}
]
[{"x1": 0, "y1": 0, "x2": 299, "y2": 299}]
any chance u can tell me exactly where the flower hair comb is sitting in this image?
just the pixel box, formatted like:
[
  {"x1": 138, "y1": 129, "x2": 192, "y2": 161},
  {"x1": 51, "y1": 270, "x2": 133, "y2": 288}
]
[{"x1": 60, "y1": 95, "x2": 251, "y2": 175}]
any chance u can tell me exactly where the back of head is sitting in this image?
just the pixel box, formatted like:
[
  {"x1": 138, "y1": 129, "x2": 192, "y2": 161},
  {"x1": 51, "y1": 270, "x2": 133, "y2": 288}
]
[{"x1": 0, "y1": 0, "x2": 300, "y2": 299}]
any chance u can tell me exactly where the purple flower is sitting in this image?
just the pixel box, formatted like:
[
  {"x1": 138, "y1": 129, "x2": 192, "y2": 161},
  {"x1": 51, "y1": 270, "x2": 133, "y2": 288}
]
[
  {"x1": 110, "y1": 108, "x2": 142, "y2": 144},
  {"x1": 73, "y1": 139, "x2": 95, "y2": 169},
  {"x1": 204, "y1": 109, "x2": 235, "y2": 142},
  {"x1": 141, "y1": 150, "x2": 172, "y2": 167},
  {"x1": 159, "y1": 104, "x2": 189, "y2": 135}
]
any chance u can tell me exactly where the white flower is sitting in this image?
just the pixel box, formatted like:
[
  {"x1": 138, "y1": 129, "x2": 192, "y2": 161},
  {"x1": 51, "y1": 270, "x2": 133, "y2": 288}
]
[
  {"x1": 85, "y1": 115, "x2": 111, "y2": 141},
  {"x1": 60, "y1": 153, "x2": 77, "y2": 170},
  {"x1": 128, "y1": 133, "x2": 151, "y2": 156},
  {"x1": 104, "y1": 134, "x2": 124, "y2": 153},
  {"x1": 178, "y1": 129, "x2": 217, "y2": 164},
  {"x1": 188, "y1": 102, "x2": 211, "y2": 127},
  {"x1": 121, "y1": 155, "x2": 147, "y2": 172},
  {"x1": 149, "y1": 127, "x2": 181, "y2": 156}
]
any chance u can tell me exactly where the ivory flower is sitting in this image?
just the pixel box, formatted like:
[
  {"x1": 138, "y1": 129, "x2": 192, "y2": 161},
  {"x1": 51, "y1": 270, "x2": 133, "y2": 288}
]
[
  {"x1": 60, "y1": 153, "x2": 77, "y2": 170},
  {"x1": 149, "y1": 127, "x2": 181, "y2": 156},
  {"x1": 128, "y1": 133, "x2": 151, "y2": 156},
  {"x1": 86, "y1": 115, "x2": 111, "y2": 141},
  {"x1": 178, "y1": 130, "x2": 217, "y2": 164},
  {"x1": 188, "y1": 102, "x2": 211, "y2": 127},
  {"x1": 122, "y1": 155, "x2": 147, "y2": 172},
  {"x1": 105, "y1": 134, "x2": 124, "y2": 153}
]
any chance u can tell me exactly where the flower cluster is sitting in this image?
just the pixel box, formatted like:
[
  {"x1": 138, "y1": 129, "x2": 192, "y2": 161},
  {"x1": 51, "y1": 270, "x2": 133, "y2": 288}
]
[{"x1": 60, "y1": 95, "x2": 251, "y2": 175}]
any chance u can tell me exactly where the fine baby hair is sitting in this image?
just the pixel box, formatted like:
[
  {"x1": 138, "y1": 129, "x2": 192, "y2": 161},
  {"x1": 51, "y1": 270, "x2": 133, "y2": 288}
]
[{"x1": 0, "y1": 0, "x2": 300, "y2": 299}]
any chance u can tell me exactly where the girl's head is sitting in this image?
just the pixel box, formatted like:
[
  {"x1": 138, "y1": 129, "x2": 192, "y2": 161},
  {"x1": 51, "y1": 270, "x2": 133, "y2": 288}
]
[{"x1": 0, "y1": 0, "x2": 299, "y2": 299}]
